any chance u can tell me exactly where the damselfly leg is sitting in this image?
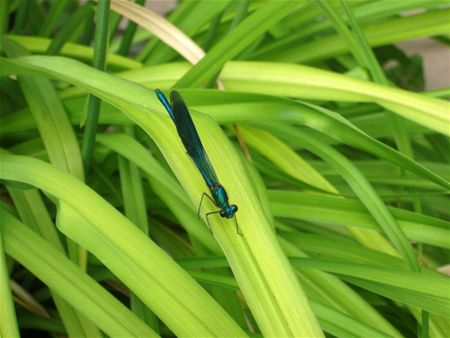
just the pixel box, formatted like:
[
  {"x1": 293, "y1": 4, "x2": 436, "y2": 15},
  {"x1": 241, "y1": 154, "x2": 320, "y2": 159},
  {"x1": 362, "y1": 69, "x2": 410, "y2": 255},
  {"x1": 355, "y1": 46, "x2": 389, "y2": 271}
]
[
  {"x1": 197, "y1": 192, "x2": 216, "y2": 219},
  {"x1": 205, "y1": 210, "x2": 242, "y2": 236}
]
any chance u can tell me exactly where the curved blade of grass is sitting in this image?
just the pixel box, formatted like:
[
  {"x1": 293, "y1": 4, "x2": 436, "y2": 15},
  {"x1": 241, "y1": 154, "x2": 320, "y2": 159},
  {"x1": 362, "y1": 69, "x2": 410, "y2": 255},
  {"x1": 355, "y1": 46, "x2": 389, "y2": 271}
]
[
  {"x1": 282, "y1": 232, "x2": 405, "y2": 269},
  {"x1": 6, "y1": 35, "x2": 141, "y2": 70},
  {"x1": 314, "y1": 160, "x2": 450, "y2": 183},
  {"x1": 270, "y1": 190, "x2": 450, "y2": 250},
  {"x1": 0, "y1": 154, "x2": 246, "y2": 337},
  {"x1": 7, "y1": 121, "x2": 246, "y2": 334},
  {"x1": 310, "y1": 300, "x2": 394, "y2": 338},
  {"x1": 110, "y1": 0, "x2": 205, "y2": 64},
  {"x1": 349, "y1": 112, "x2": 427, "y2": 140},
  {"x1": 0, "y1": 208, "x2": 158, "y2": 337},
  {"x1": 239, "y1": 125, "x2": 338, "y2": 194},
  {"x1": 342, "y1": 277, "x2": 449, "y2": 318},
  {"x1": 5, "y1": 187, "x2": 101, "y2": 336},
  {"x1": 290, "y1": 258, "x2": 449, "y2": 300},
  {"x1": 3, "y1": 39, "x2": 84, "y2": 180},
  {"x1": 7, "y1": 187, "x2": 63, "y2": 249},
  {"x1": 219, "y1": 61, "x2": 449, "y2": 135}
]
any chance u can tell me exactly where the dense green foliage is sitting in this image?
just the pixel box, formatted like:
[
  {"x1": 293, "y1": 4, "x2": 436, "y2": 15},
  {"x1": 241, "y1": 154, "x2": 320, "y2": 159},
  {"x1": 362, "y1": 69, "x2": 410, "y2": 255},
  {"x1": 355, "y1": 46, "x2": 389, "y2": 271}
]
[{"x1": 0, "y1": 1, "x2": 449, "y2": 337}]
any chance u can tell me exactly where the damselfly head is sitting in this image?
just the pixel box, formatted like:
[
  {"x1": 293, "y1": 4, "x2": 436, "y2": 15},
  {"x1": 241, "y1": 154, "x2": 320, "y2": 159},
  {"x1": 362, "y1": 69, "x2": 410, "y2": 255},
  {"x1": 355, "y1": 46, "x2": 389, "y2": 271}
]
[{"x1": 220, "y1": 204, "x2": 238, "y2": 219}]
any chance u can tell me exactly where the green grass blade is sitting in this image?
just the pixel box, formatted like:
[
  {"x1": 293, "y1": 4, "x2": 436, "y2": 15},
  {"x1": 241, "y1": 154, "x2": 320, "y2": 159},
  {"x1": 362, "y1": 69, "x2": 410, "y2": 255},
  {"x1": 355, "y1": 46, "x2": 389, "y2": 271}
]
[
  {"x1": 281, "y1": 232, "x2": 403, "y2": 268},
  {"x1": 3, "y1": 41, "x2": 84, "y2": 180},
  {"x1": 0, "y1": 220, "x2": 20, "y2": 338},
  {"x1": 81, "y1": 0, "x2": 110, "y2": 170},
  {"x1": 0, "y1": 0, "x2": 8, "y2": 36},
  {"x1": 220, "y1": 61, "x2": 449, "y2": 135},
  {"x1": 290, "y1": 258, "x2": 449, "y2": 300},
  {"x1": 279, "y1": 238, "x2": 403, "y2": 338},
  {"x1": 5, "y1": 187, "x2": 101, "y2": 336},
  {"x1": 38, "y1": 0, "x2": 71, "y2": 37},
  {"x1": 342, "y1": 277, "x2": 448, "y2": 318},
  {"x1": 139, "y1": 0, "x2": 231, "y2": 64},
  {"x1": 117, "y1": 133, "x2": 159, "y2": 331},
  {"x1": 270, "y1": 190, "x2": 450, "y2": 249},
  {"x1": 266, "y1": 125, "x2": 420, "y2": 269},
  {"x1": 118, "y1": 154, "x2": 148, "y2": 234},
  {"x1": 310, "y1": 300, "x2": 395, "y2": 338},
  {"x1": 174, "y1": 1, "x2": 299, "y2": 88},
  {"x1": 116, "y1": 0, "x2": 145, "y2": 56},
  {"x1": 46, "y1": 3, "x2": 93, "y2": 55},
  {"x1": 239, "y1": 125, "x2": 338, "y2": 194},
  {"x1": 10, "y1": 0, "x2": 30, "y2": 34},
  {"x1": 110, "y1": 0, "x2": 206, "y2": 65},
  {"x1": 0, "y1": 208, "x2": 158, "y2": 337},
  {"x1": 337, "y1": 0, "x2": 414, "y2": 165},
  {"x1": 6, "y1": 35, "x2": 142, "y2": 70}
]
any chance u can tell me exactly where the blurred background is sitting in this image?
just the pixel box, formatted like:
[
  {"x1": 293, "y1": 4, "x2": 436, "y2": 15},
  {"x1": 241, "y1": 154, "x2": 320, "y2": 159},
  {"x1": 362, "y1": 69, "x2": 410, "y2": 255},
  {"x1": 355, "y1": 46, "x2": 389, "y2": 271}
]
[{"x1": 145, "y1": 0, "x2": 449, "y2": 90}]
